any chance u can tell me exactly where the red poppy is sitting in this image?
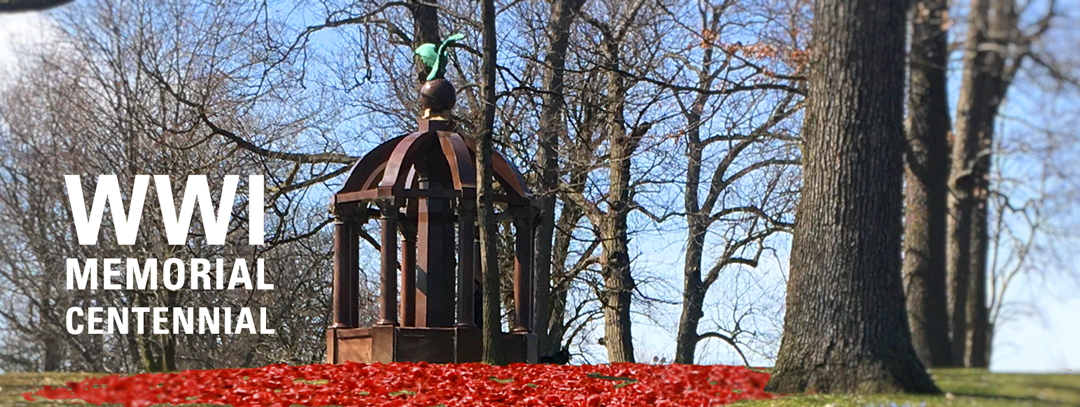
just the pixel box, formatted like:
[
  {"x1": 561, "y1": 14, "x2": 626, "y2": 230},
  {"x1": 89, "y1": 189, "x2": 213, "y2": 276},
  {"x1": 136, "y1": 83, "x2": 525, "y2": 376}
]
[{"x1": 23, "y1": 362, "x2": 776, "y2": 406}]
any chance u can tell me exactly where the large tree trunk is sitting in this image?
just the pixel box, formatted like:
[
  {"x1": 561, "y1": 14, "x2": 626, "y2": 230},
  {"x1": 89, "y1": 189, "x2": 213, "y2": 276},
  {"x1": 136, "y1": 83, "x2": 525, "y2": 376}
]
[
  {"x1": 478, "y1": 0, "x2": 507, "y2": 366},
  {"x1": 675, "y1": 105, "x2": 707, "y2": 364},
  {"x1": 674, "y1": 216, "x2": 706, "y2": 364},
  {"x1": 599, "y1": 215, "x2": 635, "y2": 363},
  {"x1": 674, "y1": 276, "x2": 705, "y2": 364},
  {"x1": 902, "y1": 0, "x2": 953, "y2": 368},
  {"x1": 949, "y1": 0, "x2": 1014, "y2": 368},
  {"x1": 764, "y1": 0, "x2": 938, "y2": 393},
  {"x1": 533, "y1": 0, "x2": 586, "y2": 358},
  {"x1": 596, "y1": 41, "x2": 640, "y2": 363},
  {"x1": 598, "y1": 128, "x2": 636, "y2": 363}
]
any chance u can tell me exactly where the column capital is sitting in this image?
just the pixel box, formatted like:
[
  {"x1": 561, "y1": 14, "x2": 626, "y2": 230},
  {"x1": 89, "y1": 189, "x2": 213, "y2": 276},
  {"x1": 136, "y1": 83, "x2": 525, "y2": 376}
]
[
  {"x1": 509, "y1": 205, "x2": 538, "y2": 224},
  {"x1": 329, "y1": 203, "x2": 348, "y2": 218},
  {"x1": 375, "y1": 199, "x2": 402, "y2": 218}
]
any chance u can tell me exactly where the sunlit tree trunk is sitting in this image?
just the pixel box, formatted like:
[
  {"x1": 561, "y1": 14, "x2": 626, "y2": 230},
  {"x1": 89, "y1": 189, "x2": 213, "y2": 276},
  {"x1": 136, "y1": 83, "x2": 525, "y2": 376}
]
[
  {"x1": 596, "y1": 39, "x2": 642, "y2": 362},
  {"x1": 765, "y1": 0, "x2": 939, "y2": 393},
  {"x1": 478, "y1": 0, "x2": 507, "y2": 366}
]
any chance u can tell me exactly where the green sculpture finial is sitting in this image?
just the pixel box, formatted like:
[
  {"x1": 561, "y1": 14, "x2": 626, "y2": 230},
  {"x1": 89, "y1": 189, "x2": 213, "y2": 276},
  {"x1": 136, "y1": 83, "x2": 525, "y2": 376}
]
[{"x1": 414, "y1": 33, "x2": 464, "y2": 81}]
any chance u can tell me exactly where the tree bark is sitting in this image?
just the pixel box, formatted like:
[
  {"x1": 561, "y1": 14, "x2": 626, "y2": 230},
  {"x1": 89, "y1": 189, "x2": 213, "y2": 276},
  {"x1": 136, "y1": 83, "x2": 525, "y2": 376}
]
[
  {"x1": 599, "y1": 215, "x2": 635, "y2": 363},
  {"x1": 478, "y1": 0, "x2": 507, "y2": 366},
  {"x1": 966, "y1": 201, "x2": 990, "y2": 367},
  {"x1": 596, "y1": 40, "x2": 641, "y2": 363},
  {"x1": 765, "y1": 0, "x2": 938, "y2": 393},
  {"x1": 674, "y1": 269, "x2": 705, "y2": 364},
  {"x1": 902, "y1": 0, "x2": 953, "y2": 368},
  {"x1": 947, "y1": 0, "x2": 984, "y2": 369},
  {"x1": 674, "y1": 94, "x2": 708, "y2": 366},
  {"x1": 949, "y1": 0, "x2": 1015, "y2": 368},
  {"x1": 533, "y1": 0, "x2": 586, "y2": 358}
]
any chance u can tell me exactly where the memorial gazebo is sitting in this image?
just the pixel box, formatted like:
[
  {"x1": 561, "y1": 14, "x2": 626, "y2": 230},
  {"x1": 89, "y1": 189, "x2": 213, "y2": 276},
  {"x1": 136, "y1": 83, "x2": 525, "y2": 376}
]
[{"x1": 325, "y1": 46, "x2": 538, "y2": 364}]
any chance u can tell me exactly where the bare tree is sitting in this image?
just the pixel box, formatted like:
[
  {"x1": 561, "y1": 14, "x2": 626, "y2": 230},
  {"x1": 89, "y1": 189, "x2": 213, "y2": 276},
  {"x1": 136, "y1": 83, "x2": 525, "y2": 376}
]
[
  {"x1": 0, "y1": 0, "x2": 373, "y2": 372},
  {"x1": 903, "y1": 0, "x2": 953, "y2": 368},
  {"x1": 948, "y1": 0, "x2": 1057, "y2": 368},
  {"x1": 532, "y1": 0, "x2": 587, "y2": 360},
  {"x1": 666, "y1": 1, "x2": 804, "y2": 365},
  {"x1": 477, "y1": 0, "x2": 507, "y2": 366}
]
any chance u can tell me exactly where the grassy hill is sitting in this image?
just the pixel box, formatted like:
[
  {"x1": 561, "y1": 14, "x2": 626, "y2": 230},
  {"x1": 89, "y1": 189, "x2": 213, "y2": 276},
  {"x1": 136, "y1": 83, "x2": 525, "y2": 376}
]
[{"x1": 2, "y1": 367, "x2": 1077, "y2": 406}]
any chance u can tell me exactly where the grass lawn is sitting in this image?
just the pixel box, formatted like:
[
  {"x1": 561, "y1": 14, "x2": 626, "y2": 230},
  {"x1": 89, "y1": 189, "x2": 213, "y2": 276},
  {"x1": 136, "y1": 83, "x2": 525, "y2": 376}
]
[
  {"x1": 1, "y1": 367, "x2": 1077, "y2": 406},
  {"x1": 732, "y1": 369, "x2": 1080, "y2": 407}
]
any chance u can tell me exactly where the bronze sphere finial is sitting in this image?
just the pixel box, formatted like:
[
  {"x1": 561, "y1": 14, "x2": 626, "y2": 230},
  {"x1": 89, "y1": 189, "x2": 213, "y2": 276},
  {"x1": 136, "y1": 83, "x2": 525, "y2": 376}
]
[{"x1": 420, "y1": 79, "x2": 456, "y2": 120}]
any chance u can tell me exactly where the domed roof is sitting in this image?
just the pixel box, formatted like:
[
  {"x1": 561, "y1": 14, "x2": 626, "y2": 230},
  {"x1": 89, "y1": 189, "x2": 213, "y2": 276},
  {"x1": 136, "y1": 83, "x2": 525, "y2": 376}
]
[{"x1": 334, "y1": 123, "x2": 530, "y2": 207}]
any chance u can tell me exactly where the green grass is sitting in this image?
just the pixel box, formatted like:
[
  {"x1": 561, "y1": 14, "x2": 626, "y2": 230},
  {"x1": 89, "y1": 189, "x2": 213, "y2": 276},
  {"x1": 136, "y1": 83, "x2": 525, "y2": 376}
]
[
  {"x1": 1, "y1": 368, "x2": 1077, "y2": 406},
  {"x1": 733, "y1": 369, "x2": 1080, "y2": 407}
]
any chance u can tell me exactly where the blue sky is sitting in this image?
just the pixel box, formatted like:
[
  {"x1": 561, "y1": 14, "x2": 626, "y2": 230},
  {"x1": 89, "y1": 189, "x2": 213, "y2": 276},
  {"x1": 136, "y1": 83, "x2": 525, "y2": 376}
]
[{"x1": 0, "y1": 8, "x2": 1076, "y2": 374}]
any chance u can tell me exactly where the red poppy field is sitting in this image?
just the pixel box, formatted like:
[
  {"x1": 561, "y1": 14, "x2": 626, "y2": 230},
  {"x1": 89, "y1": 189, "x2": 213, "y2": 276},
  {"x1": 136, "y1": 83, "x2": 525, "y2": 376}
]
[{"x1": 21, "y1": 362, "x2": 777, "y2": 407}]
